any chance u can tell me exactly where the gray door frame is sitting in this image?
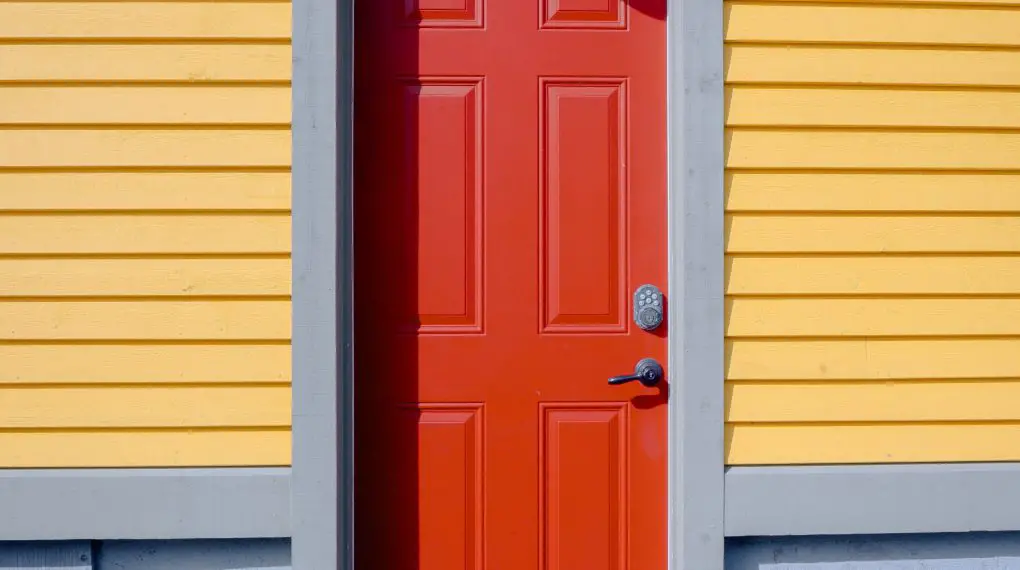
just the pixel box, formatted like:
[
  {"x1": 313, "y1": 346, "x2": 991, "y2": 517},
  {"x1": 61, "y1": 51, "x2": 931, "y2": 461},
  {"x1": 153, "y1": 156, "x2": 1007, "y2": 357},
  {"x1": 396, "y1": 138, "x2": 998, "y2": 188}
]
[
  {"x1": 290, "y1": 0, "x2": 355, "y2": 567},
  {"x1": 289, "y1": 0, "x2": 726, "y2": 569},
  {"x1": 666, "y1": 0, "x2": 725, "y2": 568}
]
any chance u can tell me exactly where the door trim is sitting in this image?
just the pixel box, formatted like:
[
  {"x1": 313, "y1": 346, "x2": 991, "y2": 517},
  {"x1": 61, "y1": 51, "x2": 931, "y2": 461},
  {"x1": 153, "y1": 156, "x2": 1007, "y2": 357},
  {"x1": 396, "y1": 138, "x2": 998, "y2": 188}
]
[
  {"x1": 291, "y1": 0, "x2": 354, "y2": 566},
  {"x1": 666, "y1": 0, "x2": 725, "y2": 569},
  {"x1": 290, "y1": 0, "x2": 727, "y2": 568}
]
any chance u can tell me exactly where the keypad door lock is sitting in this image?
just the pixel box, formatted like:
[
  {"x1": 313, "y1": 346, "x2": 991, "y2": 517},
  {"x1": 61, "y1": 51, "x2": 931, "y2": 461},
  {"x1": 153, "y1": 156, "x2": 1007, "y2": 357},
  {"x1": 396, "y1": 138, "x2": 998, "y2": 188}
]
[{"x1": 634, "y1": 284, "x2": 664, "y2": 331}]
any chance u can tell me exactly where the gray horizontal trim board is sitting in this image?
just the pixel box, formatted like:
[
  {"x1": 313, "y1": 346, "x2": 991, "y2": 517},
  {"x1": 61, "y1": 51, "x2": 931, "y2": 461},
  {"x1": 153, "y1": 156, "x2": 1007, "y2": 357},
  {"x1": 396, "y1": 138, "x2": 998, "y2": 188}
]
[
  {"x1": 0, "y1": 468, "x2": 290, "y2": 541},
  {"x1": 726, "y1": 463, "x2": 1020, "y2": 537}
]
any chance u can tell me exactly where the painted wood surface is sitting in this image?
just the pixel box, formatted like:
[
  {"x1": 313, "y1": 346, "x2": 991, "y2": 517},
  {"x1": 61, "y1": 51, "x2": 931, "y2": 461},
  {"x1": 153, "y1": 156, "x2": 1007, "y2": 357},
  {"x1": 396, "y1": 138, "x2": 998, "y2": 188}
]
[
  {"x1": 0, "y1": 431, "x2": 289, "y2": 468},
  {"x1": 0, "y1": 344, "x2": 289, "y2": 384},
  {"x1": 728, "y1": 339, "x2": 1020, "y2": 381},
  {"x1": 0, "y1": 45, "x2": 289, "y2": 81},
  {"x1": 0, "y1": 88, "x2": 290, "y2": 125},
  {"x1": 727, "y1": 2, "x2": 1020, "y2": 46},
  {"x1": 723, "y1": 0, "x2": 1020, "y2": 464},
  {"x1": 0, "y1": 172, "x2": 290, "y2": 210},
  {"x1": 0, "y1": 0, "x2": 291, "y2": 467},
  {"x1": 727, "y1": 45, "x2": 1020, "y2": 87},
  {"x1": 0, "y1": 3, "x2": 290, "y2": 39}
]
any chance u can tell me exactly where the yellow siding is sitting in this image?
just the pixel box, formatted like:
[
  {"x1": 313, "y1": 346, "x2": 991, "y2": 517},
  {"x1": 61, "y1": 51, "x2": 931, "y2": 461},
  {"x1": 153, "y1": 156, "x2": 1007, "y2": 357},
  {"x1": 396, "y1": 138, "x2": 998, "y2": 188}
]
[
  {"x1": 0, "y1": 385, "x2": 290, "y2": 428},
  {"x1": 0, "y1": 259, "x2": 290, "y2": 296},
  {"x1": 0, "y1": 1, "x2": 291, "y2": 467},
  {"x1": 727, "y1": 172, "x2": 1020, "y2": 211},
  {"x1": 0, "y1": 431, "x2": 290, "y2": 468},
  {"x1": 0, "y1": 88, "x2": 290, "y2": 124},
  {"x1": 727, "y1": 45, "x2": 1020, "y2": 87},
  {"x1": 743, "y1": 0, "x2": 1020, "y2": 7},
  {"x1": 726, "y1": 2, "x2": 1020, "y2": 46},
  {"x1": 728, "y1": 257, "x2": 1020, "y2": 295},
  {"x1": 0, "y1": 215, "x2": 289, "y2": 254},
  {"x1": 0, "y1": 172, "x2": 289, "y2": 210},
  {"x1": 0, "y1": 45, "x2": 289, "y2": 82},
  {"x1": 0, "y1": 345, "x2": 290, "y2": 384},
  {"x1": 728, "y1": 339, "x2": 1020, "y2": 381},
  {"x1": 0, "y1": 3, "x2": 290, "y2": 39},
  {"x1": 728, "y1": 424, "x2": 1020, "y2": 465},
  {"x1": 729, "y1": 381, "x2": 1020, "y2": 423},
  {"x1": 724, "y1": 0, "x2": 1020, "y2": 464}
]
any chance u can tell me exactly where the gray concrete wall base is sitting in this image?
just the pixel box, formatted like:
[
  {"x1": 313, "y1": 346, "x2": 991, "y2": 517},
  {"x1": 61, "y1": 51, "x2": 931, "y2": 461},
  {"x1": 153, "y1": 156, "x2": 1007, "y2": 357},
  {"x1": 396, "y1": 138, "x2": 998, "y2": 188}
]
[
  {"x1": 0, "y1": 539, "x2": 291, "y2": 570},
  {"x1": 12, "y1": 534, "x2": 1020, "y2": 570},
  {"x1": 727, "y1": 532, "x2": 1020, "y2": 570},
  {"x1": 98, "y1": 539, "x2": 291, "y2": 570},
  {"x1": 0, "y1": 542, "x2": 90, "y2": 570}
]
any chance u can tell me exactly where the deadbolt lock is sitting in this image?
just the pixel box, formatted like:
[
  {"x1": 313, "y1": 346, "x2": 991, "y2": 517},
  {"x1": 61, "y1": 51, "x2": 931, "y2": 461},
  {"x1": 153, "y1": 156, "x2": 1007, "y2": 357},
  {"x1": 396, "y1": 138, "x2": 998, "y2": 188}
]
[{"x1": 633, "y1": 284, "x2": 664, "y2": 331}]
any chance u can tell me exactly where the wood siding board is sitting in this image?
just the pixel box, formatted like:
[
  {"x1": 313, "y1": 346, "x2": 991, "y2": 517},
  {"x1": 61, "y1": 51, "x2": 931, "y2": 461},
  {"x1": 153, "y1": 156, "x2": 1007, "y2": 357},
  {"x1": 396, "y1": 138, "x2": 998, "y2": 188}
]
[
  {"x1": 726, "y1": 338, "x2": 1020, "y2": 381},
  {"x1": 727, "y1": 423, "x2": 1020, "y2": 464},
  {"x1": 726, "y1": 2, "x2": 1020, "y2": 47},
  {"x1": 0, "y1": 300, "x2": 291, "y2": 340},
  {"x1": 727, "y1": 380, "x2": 1020, "y2": 422},
  {"x1": 734, "y1": 0, "x2": 1020, "y2": 8},
  {"x1": 0, "y1": 3, "x2": 291, "y2": 40},
  {"x1": 0, "y1": 0, "x2": 294, "y2": 469},
  {"x1": 726, "y1": 297, "x2": 1020, "y2": 337},
  {"x1": 0, "y1": 130, "x2": 290, "y2": 168},
  {"x1": 726, "y1": 256, "x2": 1020, "y2": 295},
  {"x1": 0, "y1": 385, "x2": 291, "y2": 428},
  {"x1": 0, "y1": 173, "x2": 291, "y2": 212},
  {"x1": 0, "y1": 45, "x2": 291, "y2": 82},
  {"x1": 724, "y1": 0, "x2": 1020, "y2": 466},
  {"x1": 0, "y1": 258, "x2": 290, "y2": 297},
  {"x1": 726, "y1": 45, "x2": 1020, "y2": 87},
  {"x1": 0, "y1": 87, "x2": 291, "y2": 125},
  {"x1": 726, "y1": 172, "x2": 1020, "y2": 213},
  {"x1": 0, "y1": 215, "x2": 290, "y2": 255},
  {"x1": 726, "y1": 215, "x2": 1020, "y2": 253},
  {"x1": 0, "y1": 430, "x2": 290, "y2": 468},
  {"x1": 727, "y1": 87, "x2": 1020, "y2": 129},
  {"x1": 0, "y1": 344, "x2": 290, "y2": 384},
  {"x1": 727, "y1": 130, "x2": 1020, "y2": 170}
]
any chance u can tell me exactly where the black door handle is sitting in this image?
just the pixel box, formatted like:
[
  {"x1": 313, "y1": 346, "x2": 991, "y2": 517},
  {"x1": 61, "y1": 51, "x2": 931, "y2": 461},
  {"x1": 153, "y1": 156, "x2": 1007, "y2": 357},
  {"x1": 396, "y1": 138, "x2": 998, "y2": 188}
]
[{"x1": 608, "y1": 358, "x2": 663, "y2": 388}]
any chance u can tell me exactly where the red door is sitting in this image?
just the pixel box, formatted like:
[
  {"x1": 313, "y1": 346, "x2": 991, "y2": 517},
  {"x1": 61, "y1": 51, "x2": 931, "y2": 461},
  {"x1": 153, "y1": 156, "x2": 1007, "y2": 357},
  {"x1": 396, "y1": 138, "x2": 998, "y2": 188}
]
[{"x1": 354, "y1": 2, "x2": 667, "y2": 569}]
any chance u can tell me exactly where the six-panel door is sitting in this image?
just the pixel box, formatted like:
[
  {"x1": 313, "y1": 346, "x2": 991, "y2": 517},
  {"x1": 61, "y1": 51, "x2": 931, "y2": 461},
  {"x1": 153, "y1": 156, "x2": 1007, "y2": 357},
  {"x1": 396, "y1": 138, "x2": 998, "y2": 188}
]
[{"x1": 354, "y1": 1, "x2": 668, "y2": 568}]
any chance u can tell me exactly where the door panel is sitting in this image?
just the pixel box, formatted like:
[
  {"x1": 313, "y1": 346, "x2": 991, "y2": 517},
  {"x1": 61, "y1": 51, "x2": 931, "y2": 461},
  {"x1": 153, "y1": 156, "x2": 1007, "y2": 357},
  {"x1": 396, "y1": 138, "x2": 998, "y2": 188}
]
[
  {"x1": 541, "y1": 80, "x2": 627, "y2": 333},
  {"x1": 355, "y1": 1, "x2": 667, "y2": 568}
]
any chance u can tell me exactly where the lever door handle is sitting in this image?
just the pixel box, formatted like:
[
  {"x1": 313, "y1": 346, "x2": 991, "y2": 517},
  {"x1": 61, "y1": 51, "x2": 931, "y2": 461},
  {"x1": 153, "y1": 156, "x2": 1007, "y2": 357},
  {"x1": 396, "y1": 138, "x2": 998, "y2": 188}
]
[{"x1": 608, "y1": 358, "x2": 663, "y2": 388}]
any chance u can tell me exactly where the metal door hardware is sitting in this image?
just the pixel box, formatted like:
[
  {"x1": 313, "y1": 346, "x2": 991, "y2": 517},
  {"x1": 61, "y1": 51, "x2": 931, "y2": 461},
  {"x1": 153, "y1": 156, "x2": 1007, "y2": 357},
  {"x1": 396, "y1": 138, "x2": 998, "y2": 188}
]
[
  {"x1": 608, "y1": 358, "x2": 664, "y2": 388},
  {"x1": 634, "y1": 284, "x2": 664, "y2": 331}
]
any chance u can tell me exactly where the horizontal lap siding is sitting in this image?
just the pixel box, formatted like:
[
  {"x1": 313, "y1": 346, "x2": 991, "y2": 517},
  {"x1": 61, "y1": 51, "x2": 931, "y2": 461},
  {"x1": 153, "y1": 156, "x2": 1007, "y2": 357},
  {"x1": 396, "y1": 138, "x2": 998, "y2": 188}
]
[
  {"x1": 724, "y1": 0, "x2": 1020, "y2": 465},
  {"x1": 0, "y1": 1, "x2": 291, "y2": 467}
]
